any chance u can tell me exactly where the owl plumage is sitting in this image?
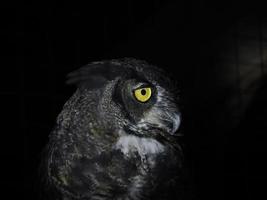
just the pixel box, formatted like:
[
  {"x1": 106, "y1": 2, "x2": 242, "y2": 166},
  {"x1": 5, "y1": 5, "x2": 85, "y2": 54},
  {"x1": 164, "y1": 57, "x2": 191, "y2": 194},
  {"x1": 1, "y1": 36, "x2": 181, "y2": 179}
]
[{"x1": 41, "y1": 58, "x2": 184, "y2": 200}]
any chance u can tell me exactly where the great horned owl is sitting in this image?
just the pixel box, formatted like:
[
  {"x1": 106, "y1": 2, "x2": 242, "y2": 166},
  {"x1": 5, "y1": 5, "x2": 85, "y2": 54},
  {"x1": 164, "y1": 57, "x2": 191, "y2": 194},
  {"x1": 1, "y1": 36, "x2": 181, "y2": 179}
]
[{"x1": 41, "y1": 58, "x2": 183, "y2": 200}]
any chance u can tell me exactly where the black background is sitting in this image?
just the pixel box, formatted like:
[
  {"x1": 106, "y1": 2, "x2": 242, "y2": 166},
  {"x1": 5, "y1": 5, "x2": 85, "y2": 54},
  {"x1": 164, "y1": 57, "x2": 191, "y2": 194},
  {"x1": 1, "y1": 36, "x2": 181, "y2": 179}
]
[{"x1": 3, "y1": 0, "x2": 267, "y2": 199}]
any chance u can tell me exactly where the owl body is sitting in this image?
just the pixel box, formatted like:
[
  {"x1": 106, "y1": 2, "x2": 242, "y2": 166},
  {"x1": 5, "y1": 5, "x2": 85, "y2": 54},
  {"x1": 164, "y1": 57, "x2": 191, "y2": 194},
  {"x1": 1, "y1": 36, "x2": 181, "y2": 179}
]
[{"x1": 42, "y1": 58, "x2": 183, "y2": 200}]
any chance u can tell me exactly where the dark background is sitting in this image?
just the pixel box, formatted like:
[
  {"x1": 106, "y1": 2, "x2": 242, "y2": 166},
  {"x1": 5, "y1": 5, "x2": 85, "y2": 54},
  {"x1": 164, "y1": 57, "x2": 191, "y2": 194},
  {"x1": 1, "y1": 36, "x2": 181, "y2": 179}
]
[{"x1": 3, "y1": 0, "x2": 267, "y2": 199}]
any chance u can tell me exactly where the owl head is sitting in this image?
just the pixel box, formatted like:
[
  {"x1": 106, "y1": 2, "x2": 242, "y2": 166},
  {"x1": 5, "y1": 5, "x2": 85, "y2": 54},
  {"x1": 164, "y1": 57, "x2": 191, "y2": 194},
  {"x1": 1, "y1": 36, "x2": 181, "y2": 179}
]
[{"x1": 67, "y1": 58, "x2": 181, "y2": 138}]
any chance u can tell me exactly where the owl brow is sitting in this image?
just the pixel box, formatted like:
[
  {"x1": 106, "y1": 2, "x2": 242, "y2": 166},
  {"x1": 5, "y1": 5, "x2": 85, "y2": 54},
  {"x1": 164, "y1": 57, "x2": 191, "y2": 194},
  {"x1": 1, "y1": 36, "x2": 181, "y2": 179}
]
[{"x1": 133, "y1": 82, "x2": 152, "y2": 90}]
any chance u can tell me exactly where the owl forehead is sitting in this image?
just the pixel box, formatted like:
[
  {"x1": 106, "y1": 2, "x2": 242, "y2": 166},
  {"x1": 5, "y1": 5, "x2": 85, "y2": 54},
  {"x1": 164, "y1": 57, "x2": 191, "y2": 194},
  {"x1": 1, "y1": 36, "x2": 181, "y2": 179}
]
[
  {"x1": 111, "y1": 64, "x2": 169, "y2": 89},
  {"x1": 67, "y1": 58, "x2": 173, "y2": 92}
]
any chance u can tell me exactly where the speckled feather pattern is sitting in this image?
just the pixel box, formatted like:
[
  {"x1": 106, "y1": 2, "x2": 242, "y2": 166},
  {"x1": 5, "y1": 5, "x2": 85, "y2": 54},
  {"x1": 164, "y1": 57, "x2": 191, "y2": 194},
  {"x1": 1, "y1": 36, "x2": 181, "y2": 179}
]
[{"x1": 41, "y1": 58, "x2": 184, "y2": 200}]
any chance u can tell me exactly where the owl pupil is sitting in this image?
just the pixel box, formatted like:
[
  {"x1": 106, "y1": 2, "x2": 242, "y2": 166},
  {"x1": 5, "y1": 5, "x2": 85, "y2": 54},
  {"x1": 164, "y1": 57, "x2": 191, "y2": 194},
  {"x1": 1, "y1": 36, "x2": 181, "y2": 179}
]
[{"x1": 141, "y1": 89, "x2": 146, "y2": 95}]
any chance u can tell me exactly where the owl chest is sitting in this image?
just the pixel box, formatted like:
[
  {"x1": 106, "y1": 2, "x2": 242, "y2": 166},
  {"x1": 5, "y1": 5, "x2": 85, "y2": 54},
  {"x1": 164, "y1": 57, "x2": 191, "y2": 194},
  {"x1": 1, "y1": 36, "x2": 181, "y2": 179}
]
[{"x1": 114, "y1": 134, "x2": 165, "y2": 167}]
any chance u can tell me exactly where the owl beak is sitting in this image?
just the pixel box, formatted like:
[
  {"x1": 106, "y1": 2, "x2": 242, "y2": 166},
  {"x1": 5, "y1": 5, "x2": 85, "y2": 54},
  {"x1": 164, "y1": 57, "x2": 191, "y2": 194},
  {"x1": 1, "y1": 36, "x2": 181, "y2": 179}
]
[
  {"x1": 167, "y1": 112, "x2": 181, "y2": 135},
  {"x1": 137, "y1": 110, "x2": 181, "y2": 135}
]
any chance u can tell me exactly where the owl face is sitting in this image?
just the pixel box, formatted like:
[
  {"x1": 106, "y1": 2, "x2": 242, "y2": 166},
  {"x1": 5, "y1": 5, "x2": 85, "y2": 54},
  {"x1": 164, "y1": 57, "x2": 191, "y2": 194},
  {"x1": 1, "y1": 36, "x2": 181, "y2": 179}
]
[
  {"x1": 113, "y1": 77, "x2": 180, "y2": 136},
  {"x1": 67, "y1": 58, "x2": 181, "y2": 137}
]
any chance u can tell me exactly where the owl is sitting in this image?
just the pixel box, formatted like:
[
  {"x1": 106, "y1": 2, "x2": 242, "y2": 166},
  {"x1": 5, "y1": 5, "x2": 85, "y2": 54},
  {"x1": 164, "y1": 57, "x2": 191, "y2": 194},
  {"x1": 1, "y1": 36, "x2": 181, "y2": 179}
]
[{"x1": 41, "y1": 58, "x2": 184, "y2": 200}]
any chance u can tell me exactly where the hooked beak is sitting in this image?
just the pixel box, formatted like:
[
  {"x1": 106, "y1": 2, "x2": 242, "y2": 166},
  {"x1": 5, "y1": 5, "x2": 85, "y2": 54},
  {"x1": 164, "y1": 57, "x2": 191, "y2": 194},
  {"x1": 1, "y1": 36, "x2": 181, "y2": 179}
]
[
  {"x1": 165, "y1": 112, "x2": 181, "y2": 134},
  {"x1": 135, "y1": 108, "x2": 181, "y2": 135}
]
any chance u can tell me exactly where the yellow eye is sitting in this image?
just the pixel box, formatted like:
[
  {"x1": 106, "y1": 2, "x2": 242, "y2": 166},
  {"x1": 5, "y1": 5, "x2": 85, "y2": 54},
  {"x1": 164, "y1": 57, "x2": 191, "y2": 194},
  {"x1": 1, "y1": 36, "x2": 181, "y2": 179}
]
[{"x1": 134, "y1": 87, "x2": 152, "y2": 102}]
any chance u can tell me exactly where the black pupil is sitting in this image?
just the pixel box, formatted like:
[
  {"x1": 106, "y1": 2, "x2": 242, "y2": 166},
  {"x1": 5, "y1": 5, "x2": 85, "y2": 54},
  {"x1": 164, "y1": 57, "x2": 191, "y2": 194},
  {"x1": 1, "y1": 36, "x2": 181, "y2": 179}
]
[{"x1": 141, "y1": 89, "x2": 146, "y2": 95}]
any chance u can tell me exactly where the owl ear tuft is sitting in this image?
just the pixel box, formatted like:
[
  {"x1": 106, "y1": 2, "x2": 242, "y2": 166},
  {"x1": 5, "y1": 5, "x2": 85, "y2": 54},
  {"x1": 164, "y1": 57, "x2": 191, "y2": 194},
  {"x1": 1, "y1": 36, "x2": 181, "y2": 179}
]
[{"x1": 66, "y1": 61, "x2": 125, "y2": 89}]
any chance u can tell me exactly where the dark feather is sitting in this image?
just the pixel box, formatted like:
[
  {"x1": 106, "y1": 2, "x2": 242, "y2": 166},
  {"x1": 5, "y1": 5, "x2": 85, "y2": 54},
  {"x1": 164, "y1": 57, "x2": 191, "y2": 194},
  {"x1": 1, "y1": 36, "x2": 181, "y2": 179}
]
[{"x1": 66, "y1": 61, "x2": 128, "y2": 90}]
